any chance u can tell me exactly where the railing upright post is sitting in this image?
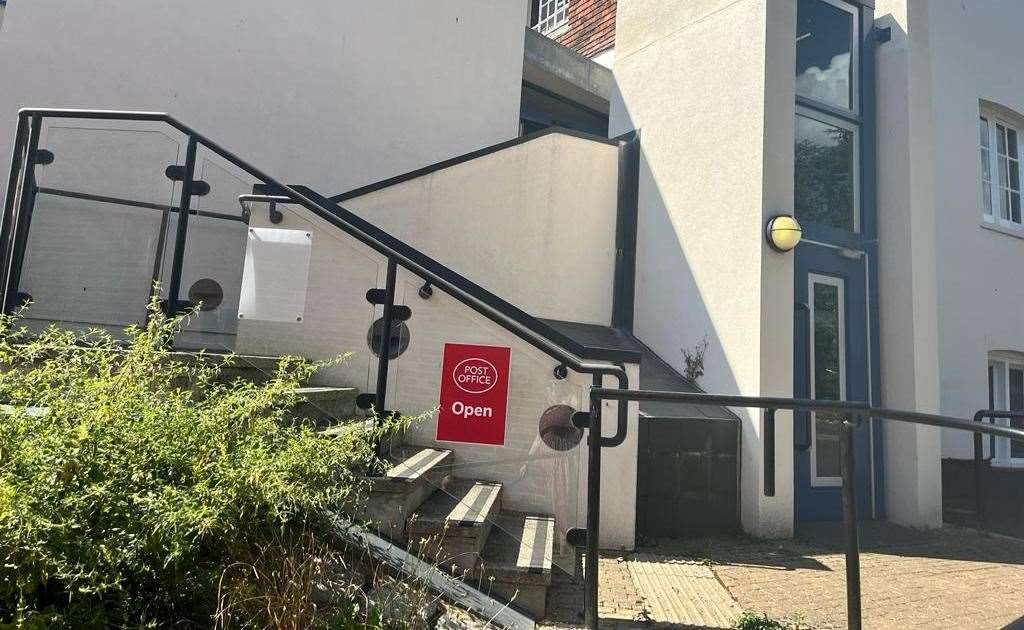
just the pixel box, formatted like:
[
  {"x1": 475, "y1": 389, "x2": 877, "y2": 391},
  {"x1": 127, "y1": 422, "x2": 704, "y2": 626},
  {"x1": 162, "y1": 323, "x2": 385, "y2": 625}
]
[
  {"x1": 166, "y1": 135, "x2": 198, "y2": 316},
  {"x1": 1, "y1": 114, "x2": 30, "y2": 312},
  {"x1": 373, "y1": 257, "x2": 399, "y2": 435},
  {"x1": 5, "y1": 114, "x2": 42, "y2": 313},
  {"x1": 764, "y1": 408, "x2": 776, "y2": 497},
  {"x1": 585, "y1": 377, "x2": 602, "y2": 630},
  {"x1": 973, "y1": 413, "x2": 984, "y2": 518},
  {"x1": 841, "y1": 416, "x2": 863, "y2": 630}
]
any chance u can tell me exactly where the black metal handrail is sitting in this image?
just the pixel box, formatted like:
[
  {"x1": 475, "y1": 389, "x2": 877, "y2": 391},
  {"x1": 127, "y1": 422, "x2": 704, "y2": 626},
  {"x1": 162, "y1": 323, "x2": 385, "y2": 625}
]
[
  {"x1": 972, "y1": 408, "x2": 1024, "y2": 518},
  {"x1": 574, "y1": 388, "x2": 1024, "y2": 630},
  {"x1": 1, "y1": 108, "x2": 632, "y2": 440}
]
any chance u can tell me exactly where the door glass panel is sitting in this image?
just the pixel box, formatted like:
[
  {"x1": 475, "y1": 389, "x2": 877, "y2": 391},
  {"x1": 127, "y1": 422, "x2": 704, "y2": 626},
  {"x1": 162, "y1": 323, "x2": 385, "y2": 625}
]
[
  {"x1": 796, "y1": 0, "x2": 856, "y2": 110},
  {"x1": 1010, "y1": 367, "x2": 1024, "y2": 459},
  {"x1": 796, "y1": 113, "x2": 856, "y2": 231},
  {"x1": 812, "y1": 278, "x2": 844, "y2": 480}
]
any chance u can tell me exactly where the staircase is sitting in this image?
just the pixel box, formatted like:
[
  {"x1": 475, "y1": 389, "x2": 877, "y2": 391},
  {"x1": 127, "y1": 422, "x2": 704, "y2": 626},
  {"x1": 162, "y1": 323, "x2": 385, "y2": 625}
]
[
  {"x1": 362, "y1": 444, "x2": 559, "y2": 618},
  {"x1": 195, "y1": 352, "x2": 562, "y2": 620},
  {"x1": 4, "y1": 109, "x2": 621, "y2": 625}
]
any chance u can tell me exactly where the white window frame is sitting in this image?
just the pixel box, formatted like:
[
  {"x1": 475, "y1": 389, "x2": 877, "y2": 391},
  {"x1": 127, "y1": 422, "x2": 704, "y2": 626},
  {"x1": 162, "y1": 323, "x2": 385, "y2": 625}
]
[
  {"x1": 980, "y1": 108, "x2": 1023, "y2": 230},
  {"x1": 796, "y1": 105, "x2": 862, "y2": 233},
  {"x1": 988, "y1": 356, "x2": 1024, "y2": 468},
  {"x1": 533, "y1": 0, "x2": 569, "y2": 36},
  {"x1": 809, "y1": 273, "x2": 846, "y2": 488},
  {"x1": 796, "y1": 0, "x2": 860, "y2": 116}
]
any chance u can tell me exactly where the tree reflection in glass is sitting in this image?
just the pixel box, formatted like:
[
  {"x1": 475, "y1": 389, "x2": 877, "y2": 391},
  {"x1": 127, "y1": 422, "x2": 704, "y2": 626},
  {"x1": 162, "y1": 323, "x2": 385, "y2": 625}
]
[{"x1": 796, "y1": 114, "x2": 854, "y2": 231}]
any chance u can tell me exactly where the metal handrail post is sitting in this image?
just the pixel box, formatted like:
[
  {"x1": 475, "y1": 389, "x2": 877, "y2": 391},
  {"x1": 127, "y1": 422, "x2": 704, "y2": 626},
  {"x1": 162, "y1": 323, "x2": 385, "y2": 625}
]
[
  {"x1": 841, "y1": 416, "x2": 862, "y2": 630},
  {"x1": 373, "y1": 257, "x2": 399, "y2": 442},
  {"x1": 0, "y1": 114, "x2": 29, "y2": 312},
  {"x1": 165, "y1": 136, "x2": 198, "y2": 315},
  {"x1": 6, "y1": 114, "x2": 42, "y2": 312},
  {"x1": 585, "y1": 373, "x2": 603, "y2": 629}
]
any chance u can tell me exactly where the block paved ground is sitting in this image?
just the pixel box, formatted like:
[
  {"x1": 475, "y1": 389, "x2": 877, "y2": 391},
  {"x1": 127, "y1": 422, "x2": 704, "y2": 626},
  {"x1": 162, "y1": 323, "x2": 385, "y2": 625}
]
[
  {"x1": 649, "y1": 522, "x2": 1024, "y2": 629},
  {"x1": 537, "y1": 522, "x2": 1024, "y2": 629}
]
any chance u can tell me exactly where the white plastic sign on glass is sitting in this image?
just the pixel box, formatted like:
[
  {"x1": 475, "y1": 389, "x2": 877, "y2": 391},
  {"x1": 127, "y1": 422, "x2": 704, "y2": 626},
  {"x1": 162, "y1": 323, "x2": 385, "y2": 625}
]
[{"x1": 238, "y1": 227, "x2": 312, "y2": 323}]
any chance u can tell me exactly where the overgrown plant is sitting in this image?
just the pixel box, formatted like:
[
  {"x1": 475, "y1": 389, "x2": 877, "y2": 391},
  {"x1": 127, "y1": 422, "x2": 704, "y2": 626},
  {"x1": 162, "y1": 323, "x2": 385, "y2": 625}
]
[
  {"x1": 0, "y1": 301, "x2": 403, "y2": 627},
  {"x1": 682, "y1": 337, "x2": 709, "y2": 384}
]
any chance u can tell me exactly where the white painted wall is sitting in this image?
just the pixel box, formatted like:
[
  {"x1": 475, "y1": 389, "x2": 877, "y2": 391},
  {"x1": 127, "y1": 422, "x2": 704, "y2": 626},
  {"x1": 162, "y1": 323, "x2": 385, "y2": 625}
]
[
  {"x1": 344, "y1": 132, "x2": 620, "y2": 325},
  {"x1": 874, "y1": 0, "x2": 943, "y2": 529},
  {"x1": 910, "y1": 2, "x2": 1024, "y2": 463},
  {"x1": 610, "y1": 0, "x2": 796, "y2": 538},
  {"x1": 0, "y1": 0, "x2": 526, "y2": 198},
  {"x1": 237, "y1": 199, "x2": 639, "y2": 550}
]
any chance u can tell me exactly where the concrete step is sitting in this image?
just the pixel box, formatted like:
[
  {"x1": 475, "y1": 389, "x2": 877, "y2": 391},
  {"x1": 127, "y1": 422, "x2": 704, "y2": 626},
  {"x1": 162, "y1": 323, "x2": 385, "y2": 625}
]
[
  {"x1": 407, "y1": 479, "x2": 503, "y2": 575},
  {"x1": 291, "y1": 386, "x2": 359, "y2": 425},
  {"x1": 363, "y1": 447, "x2": 455, "y2": 543},
  {"x1": 476, "y1": 511, "x2": 556, "y2": 618},
  {"x1": 167, "y1": 351, "x2": 286, "y2": 384}
]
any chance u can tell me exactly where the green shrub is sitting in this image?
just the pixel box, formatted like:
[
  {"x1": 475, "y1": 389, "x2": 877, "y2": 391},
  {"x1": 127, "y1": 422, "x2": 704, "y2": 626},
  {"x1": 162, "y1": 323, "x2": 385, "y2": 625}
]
[
  {"x1": 735, "y1": 612, "x2": 798, "y2": 630},
  {"x1": 0, "y1": 305, "x2": 393, "y2": 627}
]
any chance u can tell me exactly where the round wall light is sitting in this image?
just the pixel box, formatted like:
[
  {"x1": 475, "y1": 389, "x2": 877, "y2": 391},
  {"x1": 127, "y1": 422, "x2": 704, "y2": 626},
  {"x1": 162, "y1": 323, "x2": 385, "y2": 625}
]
[{"x1": 765, "y1": 215, "x2": 803, "y2": 252}]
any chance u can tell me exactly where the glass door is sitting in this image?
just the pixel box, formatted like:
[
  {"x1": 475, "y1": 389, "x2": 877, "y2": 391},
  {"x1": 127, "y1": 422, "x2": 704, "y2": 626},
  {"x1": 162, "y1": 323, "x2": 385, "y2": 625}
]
[{"x1": 794, "y1": 242, "x2": 875, "y2": 521}]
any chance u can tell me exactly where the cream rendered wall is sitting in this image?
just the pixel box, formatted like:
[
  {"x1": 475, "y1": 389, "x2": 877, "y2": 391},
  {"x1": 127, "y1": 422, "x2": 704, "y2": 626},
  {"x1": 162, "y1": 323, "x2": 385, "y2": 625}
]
[
  {"x1": 918, "y1": 2, "x2": 1024, "y2": 462},
  {"x1": 237, "y1": 200, "x2": 639, "y2": 550},
  {"x1": 874, "y1": 0, "x2": 943, "y2": 528},
  {"x1": 610, "y1": 0, "x2": 796, "y2": 537},
  {"x1": 0, "y1": 0, "x2": 526, "y2": 197},
  {"x1": 344, "y1": 133, "x2": 620, "y2": 325}
]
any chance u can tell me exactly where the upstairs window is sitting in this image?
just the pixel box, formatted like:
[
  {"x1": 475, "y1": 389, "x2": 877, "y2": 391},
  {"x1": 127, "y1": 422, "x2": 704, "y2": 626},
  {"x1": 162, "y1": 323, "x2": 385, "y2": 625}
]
[
  {"x1": 796, "y1": 0, "x2": 858, "y2": 113},
  {"x1": 533, "y1": 0, "x2": 569, "y2": 36},
  {"x1": 980, "y1": 108, "x2": 1023, "y2": 228},
  {"x1": 795, "y1": 108, "x2": 858, "y2": 231},
  {"x1": 988, "y1": 356, "x2": 1024, "y2": 466}
]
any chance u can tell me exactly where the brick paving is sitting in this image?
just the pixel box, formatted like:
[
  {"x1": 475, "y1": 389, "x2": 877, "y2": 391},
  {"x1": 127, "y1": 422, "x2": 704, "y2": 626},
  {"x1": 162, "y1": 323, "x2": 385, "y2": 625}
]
[
  {"x1": 542, "y1": 553, "x2": 740, "y2": 629},
  {"x1": 661, "y1": 522, "x2": 1024, "y2": 629},
  {"x1": 538, "y1": 523, "x2": 1024, "y2": 630}
]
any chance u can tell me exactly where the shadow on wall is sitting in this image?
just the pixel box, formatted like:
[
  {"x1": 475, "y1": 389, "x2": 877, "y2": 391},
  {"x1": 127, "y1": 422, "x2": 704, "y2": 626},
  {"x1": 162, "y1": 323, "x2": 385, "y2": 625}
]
[{"x1": 611, "y1": 86, "x2": 763, "y2": 534}]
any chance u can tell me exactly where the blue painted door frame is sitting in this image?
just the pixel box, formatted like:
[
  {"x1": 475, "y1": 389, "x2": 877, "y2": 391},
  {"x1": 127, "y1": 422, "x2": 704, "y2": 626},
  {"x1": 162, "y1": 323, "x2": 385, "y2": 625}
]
[
  {"x1": 794, "y1": 242, "x2": 881, "y2": 521},
  {"x1": 792, "y1": 0, "x2": 883, "y2": 522}
]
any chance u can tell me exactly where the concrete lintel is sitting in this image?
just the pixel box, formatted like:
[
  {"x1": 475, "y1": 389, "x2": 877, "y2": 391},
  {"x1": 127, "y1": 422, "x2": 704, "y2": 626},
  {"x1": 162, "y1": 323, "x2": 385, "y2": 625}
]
[{"x1": 523, "y1": 28, "x2": 611, "y2": 114}]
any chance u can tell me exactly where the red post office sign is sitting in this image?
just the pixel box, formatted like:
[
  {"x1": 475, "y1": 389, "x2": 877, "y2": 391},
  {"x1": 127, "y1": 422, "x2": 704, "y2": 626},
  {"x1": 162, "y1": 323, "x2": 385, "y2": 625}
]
[{"x1": 436, "y1": 342, "x2": 511, "y2": 446}]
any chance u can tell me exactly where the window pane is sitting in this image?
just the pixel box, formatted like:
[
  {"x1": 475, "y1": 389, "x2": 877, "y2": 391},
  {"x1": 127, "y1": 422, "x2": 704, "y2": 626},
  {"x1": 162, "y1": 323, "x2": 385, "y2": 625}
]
[
  {"x1": 795, "y1": 114, "x2": 855, "y2": 230},
  {"x1": 998, "y1": 125, "x2": 1008, "y2": 154},
  {"x1": 814, "y1": 281, "x2": 843, "y2": 478},
  {"x1": 796, "y1": 0, "x2": 855, "y2": 110},
  {"x1": 1009, "y1": 128, "x2": 1019, "y2": 158},
  {"x1": 981, "y1": 117, "x2": 991, "y2": 148},
  {"x1": 1013, "y1": 193, "x2": 1022, "y2": 223},
  {"x1": 1011, "y1": 368, "x2": 1024, "y2": 459}
]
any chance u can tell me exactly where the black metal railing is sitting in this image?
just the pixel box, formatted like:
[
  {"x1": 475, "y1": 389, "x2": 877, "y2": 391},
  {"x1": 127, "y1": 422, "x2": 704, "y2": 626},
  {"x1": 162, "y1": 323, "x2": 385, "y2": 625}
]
[
  {"x1": 973, "y1": 409, "x2": 1024, "y2": 518},
  {"x1": 1, "y1": 108, "x2": 633, "y2": 441},
  {"x1": 573, "y1": 389, "x2": 1024, "y2": 630}
]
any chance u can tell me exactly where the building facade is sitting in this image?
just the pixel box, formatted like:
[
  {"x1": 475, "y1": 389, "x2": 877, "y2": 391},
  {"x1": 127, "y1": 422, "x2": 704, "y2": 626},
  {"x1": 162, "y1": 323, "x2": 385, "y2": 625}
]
[{"x1": 1, "y1": 0, "x2": 1022, "y2": 552}]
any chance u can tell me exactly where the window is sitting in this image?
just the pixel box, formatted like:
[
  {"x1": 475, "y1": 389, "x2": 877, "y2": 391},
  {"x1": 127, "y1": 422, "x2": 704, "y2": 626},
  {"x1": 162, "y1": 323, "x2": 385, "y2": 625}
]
[
  {"x1": 987, "y1": 356, "x2": 1024, "y2": 466},
  {"x1": 979, "y1": 109, "x2": 1023, "y2": 227},
  {"x1": 980, "y1": 117, "x2": 994, "y2": 216},
  {"x1": 997, "y1": 123, "x2": 1022, "y2": 224},
  {"x1": 810, "y1": 274, "x2": 846, "y2": 486},
  {"x1": 795, "y1": 109, "x2": 858, "y2": 231},
  {"x1": 796, "y1": 0, "x2": 858, "y2": 112},
  {"x1": 533, "y1": 0, "x2": 569, "y2": 35}
]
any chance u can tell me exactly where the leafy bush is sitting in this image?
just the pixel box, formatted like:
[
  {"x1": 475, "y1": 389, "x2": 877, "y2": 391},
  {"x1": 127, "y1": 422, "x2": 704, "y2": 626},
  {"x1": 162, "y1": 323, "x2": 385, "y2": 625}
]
[
  {"x1": 735, "y1": 612, "x2": 801, "y2": 630},
  {"x1": 0, "y1": 305, "x2": 393, "y2": 627}
]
